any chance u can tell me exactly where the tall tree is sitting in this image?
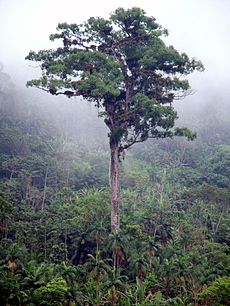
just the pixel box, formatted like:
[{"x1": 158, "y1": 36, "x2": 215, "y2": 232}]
[{"x1": 26, "y1": 7, "x2": 203, "y2": 232}]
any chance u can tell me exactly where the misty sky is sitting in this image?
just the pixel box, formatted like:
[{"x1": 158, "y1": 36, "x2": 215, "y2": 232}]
[{"x1": 0, "y1": 0, "x2": 230, "y2": 107}]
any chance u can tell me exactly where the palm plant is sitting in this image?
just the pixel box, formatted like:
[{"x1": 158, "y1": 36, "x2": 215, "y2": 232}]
[
  {"x1": 106, "y1": 232, "x2": 128, "y2": 269},
  {"x1": 86, "y1": 251, "x2": 111, "y2": 280},
  {"x1": 55, "y1": 261, "x2": 84, "y2": 304},
  {"x1": 102, "y1": 268, "x2": 128, "y2": 306},
  {"x1": 14, "y1": 260, "x2": 55, "y2": 304}
]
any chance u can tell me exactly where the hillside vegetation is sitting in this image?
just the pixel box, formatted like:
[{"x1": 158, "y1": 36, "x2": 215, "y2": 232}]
[{"x1": 0, "y1": 68, "x2": 229, "y2": 305}]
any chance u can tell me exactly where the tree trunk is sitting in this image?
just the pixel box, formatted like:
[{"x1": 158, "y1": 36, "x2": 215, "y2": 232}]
[{"x1": 110, "y1": 144, "x2": 120, "y2": 232}]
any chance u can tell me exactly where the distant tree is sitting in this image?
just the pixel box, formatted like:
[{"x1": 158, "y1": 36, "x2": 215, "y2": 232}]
[{"x1": 26, "y1": 7, "x2": 203, "y2": 232}]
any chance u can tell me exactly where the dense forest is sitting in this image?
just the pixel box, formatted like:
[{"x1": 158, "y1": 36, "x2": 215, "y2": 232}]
[
  {"x1": 0, "y1": 8, "x2": 230, "y2": 305},
  {"x1": 0, "y1": 62, "x2": 229, "y2": 305}
]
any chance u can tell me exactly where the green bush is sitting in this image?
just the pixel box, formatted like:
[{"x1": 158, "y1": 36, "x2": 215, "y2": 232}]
[
  {"x1": 32, "y1": 277, "x2": 68, "y2": 306},
  {"x1": 199, "y1": 276, "x2": 230, "y2": 306}
]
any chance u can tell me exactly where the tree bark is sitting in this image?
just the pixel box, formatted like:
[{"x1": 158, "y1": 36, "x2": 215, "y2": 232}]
[{"x1": 110, "y1": 143, "x2": 120, "y2": 232}]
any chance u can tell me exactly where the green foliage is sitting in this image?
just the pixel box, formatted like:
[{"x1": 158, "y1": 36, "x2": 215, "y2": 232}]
[
  {"x1": 121, "y1": 159, "x2": 152, "y2": 190},
  {"x1": 32, "y1": 277, "x2": 68, "y2": 306},
  {"x1": 199, "y1": 276, "x2": 230, "y2": 306},
  {"x1": 26, "y1": 7, "x2": 203, "y2": 153},
  {"x1": 0, "y1": 58, "x2": 229, "y2": 305},
  {"x1": 0, "y1": 184, "x2": 229, "y2": 305},
  {"x1": 198, "y1": 145, "x2": 230, "y2": 187},
  {"x1": 0, "y1": 191, "x2": 12, "y2": 219}
]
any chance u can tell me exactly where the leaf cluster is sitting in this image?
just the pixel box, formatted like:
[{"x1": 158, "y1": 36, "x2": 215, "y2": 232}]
[{"x1": 26, "y1": 7, "x2": 203, "y2": 151}]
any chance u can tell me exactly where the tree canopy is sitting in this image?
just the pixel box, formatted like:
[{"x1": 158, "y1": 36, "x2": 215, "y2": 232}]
[{"x1": 26, "y1": 7, "x2": 203, "y2": 152}]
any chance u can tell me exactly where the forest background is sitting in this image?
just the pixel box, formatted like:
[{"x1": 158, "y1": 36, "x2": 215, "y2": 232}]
[{"x1": 0, "y1": 0, "x2": 229, "y2": 305}]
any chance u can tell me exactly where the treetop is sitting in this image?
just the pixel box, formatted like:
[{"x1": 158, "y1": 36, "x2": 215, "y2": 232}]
[{"x1": 26, "y1": 7, "x2": 204, "y2": 149}]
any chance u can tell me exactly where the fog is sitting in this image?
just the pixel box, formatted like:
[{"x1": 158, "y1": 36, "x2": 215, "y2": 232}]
[{"x1": 0, "y1": 0, "x2": 229, "y2": 142}]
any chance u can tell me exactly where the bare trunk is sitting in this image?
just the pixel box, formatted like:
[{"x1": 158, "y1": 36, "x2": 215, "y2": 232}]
[{"x1": 110, "y1": 144, "x2": 120, "y2": 232}]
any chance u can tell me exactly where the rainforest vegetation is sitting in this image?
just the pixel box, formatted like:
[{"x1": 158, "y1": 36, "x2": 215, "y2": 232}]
[
  {"x1": 25, "y1": 7, "x2": 203, "y2": 232},
  {"x1": 0, "y1": 8, "x2": 230, "y2": 306}
]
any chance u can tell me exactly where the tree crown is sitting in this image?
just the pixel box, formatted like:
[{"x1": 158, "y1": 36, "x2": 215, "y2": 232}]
[{"x1": 26, "y1": 7, "x2": 204, "y2": 151}]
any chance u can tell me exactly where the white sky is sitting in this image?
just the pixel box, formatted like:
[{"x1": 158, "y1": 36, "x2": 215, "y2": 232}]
[{"x1": 0, "y1": 0, "x2": 230, "y2": 102}]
